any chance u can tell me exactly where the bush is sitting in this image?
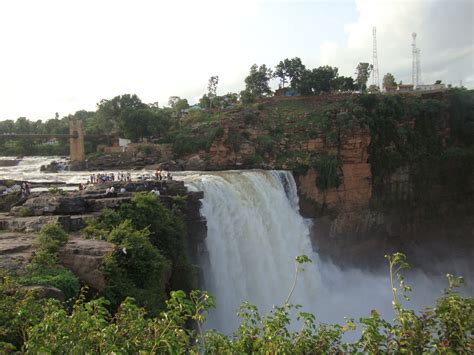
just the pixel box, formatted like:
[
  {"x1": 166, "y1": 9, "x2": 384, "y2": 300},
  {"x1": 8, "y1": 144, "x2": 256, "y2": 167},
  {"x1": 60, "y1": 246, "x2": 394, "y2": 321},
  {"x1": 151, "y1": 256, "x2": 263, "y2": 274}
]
[
  {"x1": 18, "y1": 253, "x2": 474, "y2": 353},
  {"x1": 48, "y1": 187, "x2": 67, "y2": 195},
  {"x1": 103, "y1": 221, "x2": 170, "y2": 314},
  {"x1": 314, "y1": 154, "x2": 341, "y2": 190},
  {"x1": 0, "y1": 192, "x2": 21, "y2": 212},
  {"x1": 84, "y1": 193, "x2": 195, "y2": 313},
  {"x1": 256, "y1": 135, "x2": 276, "y2": 156},
  {"x1": 0, "y1": 273, "x2": 50, "y2": 351},
  {"x1": 19, "y1": 223, "x2": 80, "y2": 300},
  {"x1": 17, "y1": 207, "x2": 33, "y2": 217},
  {"x1": 38, "y1": 223, "x2": 69, "y2": 253},
  {"x1": 18, "y1": 268, "x2": 80, "y2": 300}
]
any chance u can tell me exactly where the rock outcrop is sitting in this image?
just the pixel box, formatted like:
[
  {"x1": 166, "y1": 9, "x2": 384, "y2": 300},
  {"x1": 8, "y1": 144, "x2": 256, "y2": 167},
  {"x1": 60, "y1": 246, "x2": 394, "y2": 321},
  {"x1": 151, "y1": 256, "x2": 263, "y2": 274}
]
[
  {"x1": 59, "y1": 236, "x2": 115, "y2": 291},
  {"x1": 0, "y1": 179, "x2": 207, "y2": 290}
]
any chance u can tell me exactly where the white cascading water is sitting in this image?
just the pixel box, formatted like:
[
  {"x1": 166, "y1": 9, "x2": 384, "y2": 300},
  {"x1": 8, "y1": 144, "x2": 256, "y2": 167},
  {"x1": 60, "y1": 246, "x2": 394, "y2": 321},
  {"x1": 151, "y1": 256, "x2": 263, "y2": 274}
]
[
  {"x1": 185, "y1": 170, "x2": 323, "y2": 332},
  {"x1": 184, "y1": 170, "x2": 452, "y2": 335}
]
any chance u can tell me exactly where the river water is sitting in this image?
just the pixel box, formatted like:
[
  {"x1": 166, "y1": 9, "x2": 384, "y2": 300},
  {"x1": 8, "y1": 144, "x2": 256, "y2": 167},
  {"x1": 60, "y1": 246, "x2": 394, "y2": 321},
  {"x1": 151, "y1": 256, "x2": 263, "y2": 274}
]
[{"x1": 1, "y1": 156, "x2": 468, "y2": 335}]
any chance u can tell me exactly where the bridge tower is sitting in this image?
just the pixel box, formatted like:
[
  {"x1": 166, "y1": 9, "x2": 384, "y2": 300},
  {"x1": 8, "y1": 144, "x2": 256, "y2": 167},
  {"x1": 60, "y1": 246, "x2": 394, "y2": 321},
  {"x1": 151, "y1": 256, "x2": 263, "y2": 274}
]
[{"x1": 69, "y1": 119, "x2": 85, "y2": 169}]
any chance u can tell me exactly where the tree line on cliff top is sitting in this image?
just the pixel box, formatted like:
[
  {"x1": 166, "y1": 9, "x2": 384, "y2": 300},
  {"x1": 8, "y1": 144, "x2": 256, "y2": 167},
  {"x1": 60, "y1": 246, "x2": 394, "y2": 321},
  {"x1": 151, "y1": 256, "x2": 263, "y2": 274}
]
[
  {"x1": 0, "y1": 56, "x2": 470, "y2": 156},
  {"x1": 0, "y1": 57, "x2": 385, "y2": 150}
]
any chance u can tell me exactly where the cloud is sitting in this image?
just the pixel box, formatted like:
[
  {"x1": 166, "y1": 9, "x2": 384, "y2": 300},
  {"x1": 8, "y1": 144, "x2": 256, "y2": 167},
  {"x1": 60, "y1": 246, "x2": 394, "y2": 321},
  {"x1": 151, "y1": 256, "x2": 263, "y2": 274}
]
[
  {"x1": 0, "y1": 0, "x2": 472, "y2": 120},
  {"x1": 319, "y1": 0, "x2": 474, "y2": 87}
]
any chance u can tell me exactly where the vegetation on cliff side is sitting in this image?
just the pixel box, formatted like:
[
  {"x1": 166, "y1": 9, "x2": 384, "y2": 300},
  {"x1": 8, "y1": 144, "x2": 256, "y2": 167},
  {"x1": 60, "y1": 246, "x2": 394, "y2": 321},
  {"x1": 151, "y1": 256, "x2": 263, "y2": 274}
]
[
  {"x1": 84, "y1": 192, "x2": 194, "y2": 315},
  {"x1": 1, "y1": 253, "x2": 472, "y2": 353},
  {"x1": 17, "y1": 223, "x2": 80, "y2": 300}
]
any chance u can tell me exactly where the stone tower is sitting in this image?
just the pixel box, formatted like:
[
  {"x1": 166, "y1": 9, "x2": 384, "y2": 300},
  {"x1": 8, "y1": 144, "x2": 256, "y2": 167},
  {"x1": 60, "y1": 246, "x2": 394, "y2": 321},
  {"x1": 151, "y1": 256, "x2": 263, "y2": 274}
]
[{"x1": 69, "y1": 119, "x2": 85, "y2": 170}]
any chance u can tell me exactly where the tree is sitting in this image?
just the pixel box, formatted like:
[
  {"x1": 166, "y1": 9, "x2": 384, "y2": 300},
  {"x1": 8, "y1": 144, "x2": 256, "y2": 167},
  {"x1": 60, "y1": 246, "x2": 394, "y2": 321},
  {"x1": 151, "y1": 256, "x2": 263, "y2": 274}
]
[
  {"x1": 298, "y1": 66, "x2": 340, "y2": 95},
  {"x1": 367, "y1": 84, "x2": 380, "y2": 93},
  {"x1": 168, "y1": 96, "x2": 189, "y2": 117},
  {"x1": 244, "y1": 64, "x2": 273, "y2": 97},
  {"x1": 355, "y1": 63, "x2": 373, "y2": 92},
  {"x1": 207, "y1": 76, "x2": 219, "y2": 110},
  {"x1": 332, "y1": 76, "x2": 356, "y2": 92},
  {"x1": 383, "y1": 73, "x2": 397, "y2": 90},
  {"x1": 119, "y1": 108, "x2": 156, "y2": 142},
  {"x1": 435, "y1": 80, "x2": 442, "y2": 85},
  {"x1": 313, "y1": 65, "x2": 339, "y2": 92},
  {"x1": 274, "y1": 57, "x2": 306, "y2": 89},
  {"x1": 96, "y1": 94, "x2": 147, "y2": 134}
]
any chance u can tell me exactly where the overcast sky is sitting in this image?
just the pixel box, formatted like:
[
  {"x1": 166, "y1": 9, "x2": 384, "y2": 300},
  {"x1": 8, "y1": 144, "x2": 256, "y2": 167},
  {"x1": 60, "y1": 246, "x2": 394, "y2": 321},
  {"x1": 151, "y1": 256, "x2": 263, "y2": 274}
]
[{"x1": 0, "y1": 0, "x2": 472, "y2": 120}]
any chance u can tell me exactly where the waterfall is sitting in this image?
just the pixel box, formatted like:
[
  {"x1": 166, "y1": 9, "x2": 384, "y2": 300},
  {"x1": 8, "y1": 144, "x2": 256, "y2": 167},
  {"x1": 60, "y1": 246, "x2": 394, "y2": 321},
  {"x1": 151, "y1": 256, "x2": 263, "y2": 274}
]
[
  {"x1": 184, "y1": 170, "x2": 450, "y2": 336},
  {"x1": 185, "y1": 170, "x2": 322, "y2": 333}
]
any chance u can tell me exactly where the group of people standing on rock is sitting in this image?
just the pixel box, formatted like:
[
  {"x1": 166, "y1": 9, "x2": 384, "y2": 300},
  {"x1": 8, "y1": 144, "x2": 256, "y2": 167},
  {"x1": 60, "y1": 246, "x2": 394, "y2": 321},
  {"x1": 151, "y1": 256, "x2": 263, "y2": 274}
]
[
  {"x1": 89, "y1": 172, "x2": 131, "y2": 184},
  {"x1": 155, "y1": 169, "x2": 172, "y2": 181}
]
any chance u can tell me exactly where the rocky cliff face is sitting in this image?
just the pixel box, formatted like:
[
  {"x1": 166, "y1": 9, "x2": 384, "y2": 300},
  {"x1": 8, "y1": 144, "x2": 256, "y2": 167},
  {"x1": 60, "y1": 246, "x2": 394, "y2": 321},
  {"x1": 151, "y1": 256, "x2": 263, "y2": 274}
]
[{"x1": 167, "y1": 93, "x2": 473, "y2": 271}]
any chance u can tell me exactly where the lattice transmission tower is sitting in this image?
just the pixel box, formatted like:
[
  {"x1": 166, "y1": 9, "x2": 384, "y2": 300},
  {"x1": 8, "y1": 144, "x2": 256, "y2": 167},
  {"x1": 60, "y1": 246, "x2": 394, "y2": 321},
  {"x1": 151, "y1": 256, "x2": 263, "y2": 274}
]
[
  {"x1": 412, "y1": 32, "x2": 418, "y2": 88},
  {"x1": 416, "y1": 48, "x2": 422, "y2": 85},
  {"x1": 372, "y1": 26, "x2": 380, "y2": 89}
]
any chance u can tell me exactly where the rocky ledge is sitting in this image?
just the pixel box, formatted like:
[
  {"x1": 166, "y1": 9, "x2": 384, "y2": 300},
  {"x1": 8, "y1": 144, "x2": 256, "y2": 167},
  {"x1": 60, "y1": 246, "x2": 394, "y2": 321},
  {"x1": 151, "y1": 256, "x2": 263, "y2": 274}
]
[
  {"x1": 0, "y1": 232, "x2": 114, "y2": 291},
  {"x1": 0, "y1": 179, "x2": 207, "y2": 291}
]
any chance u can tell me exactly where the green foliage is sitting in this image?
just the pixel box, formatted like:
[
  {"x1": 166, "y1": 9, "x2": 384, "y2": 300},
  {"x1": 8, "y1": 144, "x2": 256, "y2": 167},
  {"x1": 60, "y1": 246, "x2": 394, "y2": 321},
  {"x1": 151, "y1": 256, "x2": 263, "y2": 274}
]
[
  {"x1": 314, "y1": 154, "x2": 341, "y2": 190},
  {"x1": 244, "y1": 64, "x2": 273, "y2": 97},
  {"x1": 239, "y1": 89, "x2": 256, "y2": 104},
  {"x1": 0, "y1": 116, "x2": 69, "y2": 156},
  {"x1": 18, "y1": 207, "x2": 33, "y2": 217},
  {"x1": 243, "y1": 110, "x2": 258, "y2": 125},
  {"x1": 0, "y1": 253, "x2": 472, "y2": 353},
  {"x1": 96, "y1": 94, "x2": 147, "y2": 133},
  {"x1": 102, "y1": 221, "x2": 170, "y2": 314},
  {"x1": 0, "y1": 192, "x2": 21, "y2": 212},
  {"x1": 18, "y1": 224, "x2": 80, "y2": 300},
  {"x1": 383, "y1": 72, "x2": 397, "y2": 89},
  {"x1": 48, "y1": 186, "x2": 67, "y2": 195},
  {"x1": 37, "y1": 223, "x2": 69, "y2": 254},
  {"x1": 25, "y1": 290, "x2": 214, "y2": 354},
  {"x1": 299, "y1": 65, "x2": 339, "y2": 94},
  {"x1": 0, "y1": 273, "x2": 51, "y2": 351},
  {"x1": 274, "y1": 57, "x2": 306, "y2": 89},
  {"x1": 85, "y1": 192, "x2": 195, "y2": 314},
  {"x1": 170, "y1": 124, "x2": 223, "y2": 156},
  {"x1": 256, "y1": 135, "x2": 276, "y2": 156},
  {"x1": 119, "y1": 108, "x2": 170, "y2": 142},
  {"x1": 356, "y1": 62, "x2": 373, "y2": 92},
  {"x1": 18, "y1": 269, "x2": 80, "y2": 300}
]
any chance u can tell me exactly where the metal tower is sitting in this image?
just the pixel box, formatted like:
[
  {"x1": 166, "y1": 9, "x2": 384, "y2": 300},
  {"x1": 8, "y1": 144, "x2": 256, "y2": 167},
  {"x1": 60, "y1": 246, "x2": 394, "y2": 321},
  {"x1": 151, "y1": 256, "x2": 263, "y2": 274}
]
[
  {"x1": 412, "y1": 33, "x2": 418, "y2": 88},
  {"x1": 416, "y1": 48, "x2": 422, "y2": 85},
  {"x1": 372, "y1": 27, "x2": 380, "y2": 89}
]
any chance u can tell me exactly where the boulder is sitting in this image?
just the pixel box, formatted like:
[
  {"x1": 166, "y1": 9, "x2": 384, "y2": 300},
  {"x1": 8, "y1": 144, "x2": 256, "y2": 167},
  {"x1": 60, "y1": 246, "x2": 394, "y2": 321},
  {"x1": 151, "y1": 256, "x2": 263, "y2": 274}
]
[
  {"x1": 40, "y1": 161, "x2": 65, "y2": 173},
  {"x1": 59, "y1": 236, "x2": 115, "y2": 291},
  {"x1": 11, "y1": 194, "x2": 87, "y2": 216},
  {"x1": 0, "y1": 233, "x2": 36, "y2": 271},
  {"x1": 158, "y1": 160, "x2": 184, "y2": 171},
  {"x1": 0, "y1": 215, "x2": 70, "y2": 233},
  {"x1": 22, "y1": 285, "x2": 65, "y2": 302},
  {"x1": 184, "y1": 154, "x2": 207, "y2": 171},
  {"x1": 0, "y1": 232, "x2": 115, "y2": 292},
  {"x1": 0, "y1": 159, "x2": 19, "y2": 167}
]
